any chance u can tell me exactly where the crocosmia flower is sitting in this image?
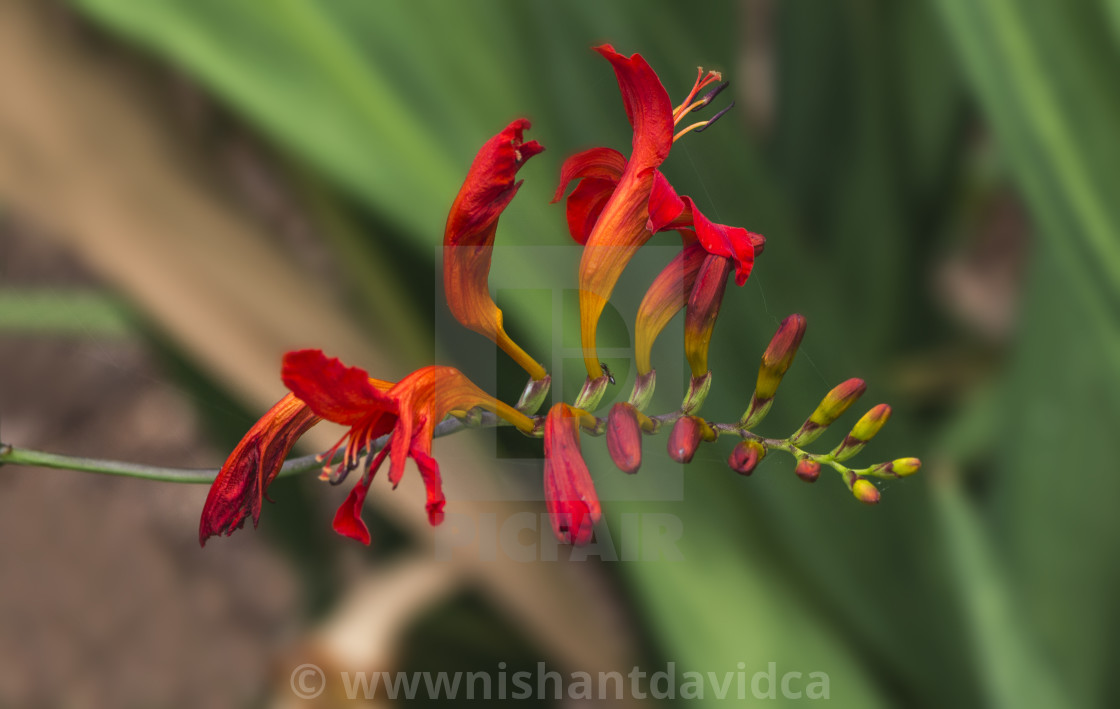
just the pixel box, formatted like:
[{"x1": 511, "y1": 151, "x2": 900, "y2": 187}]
[
  {"x1": 445, "y1": 118, "x2": 547, "y2": 381},
  {"x1": 281, "y1": 350, "x2": 534, "y2": 545},
  {"x1": 554, "y1": 45, "x2": 761, "y2": 379}
]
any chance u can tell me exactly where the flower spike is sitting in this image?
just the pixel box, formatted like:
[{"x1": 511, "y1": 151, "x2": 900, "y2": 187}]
[{"x1": 445, "y1": 118, "x2": 547, "y2": 381}]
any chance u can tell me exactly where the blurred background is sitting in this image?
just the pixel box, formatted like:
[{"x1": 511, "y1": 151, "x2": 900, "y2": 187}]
[{"x1": 1, "y1": 0, "x2": 1118, "y2": 706}]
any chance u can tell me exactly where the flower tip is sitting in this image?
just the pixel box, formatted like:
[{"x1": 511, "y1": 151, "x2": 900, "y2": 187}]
[
  {"x1": 852, "y1": 478, "x2": 881, "y2": 505},
  {"x1": 727, "y1": 439, "x2": 765, "y2": 475},
  {"x1": 890, "y1": 457, "x2": 922, "y2": 477},
  {"x1": 795, "y1": 459, "x2": 821, "y2": 483}
]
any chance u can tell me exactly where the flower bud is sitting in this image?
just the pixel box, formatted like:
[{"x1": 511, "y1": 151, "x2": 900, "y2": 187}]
[
  {"x1": 851, "y1": 478, "x2": 880, "y2": 505},
  {"x1": 573, "y1": 374, "x2": 611, "y2": 412},
  {"x1": 727, "y1": 439, "x2": 766, "y2": 475},
  {"x1": 795, "y1": 459, "x2": 821, "y2": 483},
  {"x1": 740, "y1": 314, "x2": 807, "y2": 428},
  {"x1": 668, "y1": 415, "x2": 715, "y2": 463},
  {"x1": 789, "y1": 378, "x2": 866, "y2": 446},
  {"x1": 628, "y1": 369, "x2": 657, "y2": 412},
  {"x1": 831, "y1": 403, "x2": 891, "y2": 462},
  {"x1": 681, "y1": 372, "x2": 712, "y2": 414},
  {"x1": 891, "y1": 457, "x2": 921, "y2": 476},
  {"x1": 684, "y1": 254, "x2": 732, "y2": 378},
  {"x1": 606, "y1": 403, "x2": 643, "y2": 474},
  {"x1": 515, "y1": 375, "x2": 552, "y2": 415}
]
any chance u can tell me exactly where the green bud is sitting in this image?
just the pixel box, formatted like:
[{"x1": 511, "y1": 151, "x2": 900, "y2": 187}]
[
  {"x1": 790, "y1": 378, "x2": 866, "y2": 446},
  {"x1": 831, "y1": 403, "x2": 891, "y2": 461},
  {"x1": 573, "y1": 374, "x2": 611, "y2": 412},
  {"x1": 681, "y1": 372, "x2": 712, "y2": 414},
  {"x1": 628, "y1": 369, "x2": 657, "y2": 412},
  {"x1": 851, "y1": 478, "x2": 880, "y2": 505},
  {"x1": 515, "y1": 374, "x2": 552, "y2": 415}
]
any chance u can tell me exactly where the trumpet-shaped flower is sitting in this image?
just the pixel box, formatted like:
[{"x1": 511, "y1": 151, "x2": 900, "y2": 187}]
[
  {"x1": 281, "y1": 350, "x2": 534, "y2": 545},
  {"x1": 554, "y1": 46, "x2": 761, "y2": 378},
  {"x1": 445, "y1": 118, "x2": 547, "y2": 380}
]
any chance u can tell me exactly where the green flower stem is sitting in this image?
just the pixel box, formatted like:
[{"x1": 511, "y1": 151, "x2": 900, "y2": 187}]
[{"x1": 0, "y1": 413, "x2": 489, "y2": 484}]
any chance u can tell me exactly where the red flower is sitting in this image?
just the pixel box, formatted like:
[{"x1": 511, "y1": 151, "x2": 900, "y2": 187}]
[
  {"x1": 543, "y1": 403, "x2": 602, "y2": 545},
  {"x1": 282, "y1": 350, "x2": 534, "y2": 545},
  {"x1": 444, "y1": 118, "x2": 547, "y2": 381},
  {"x1": 553, "y1": 46, "x2": 762, "y2": 378},
  {"x1": 199, "y1": 393, "x2": 321, "y2": 545},
  {"x1": 200, "y1": 350, "x2": 533, "y2": 547}
]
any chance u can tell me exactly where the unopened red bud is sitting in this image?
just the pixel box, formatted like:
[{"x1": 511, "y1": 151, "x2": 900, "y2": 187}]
[
  {"x1": 669, "y1": 415, "x2": 714, "y2": 463},
  {"x1": 741, "y1": 314, "x2": 807, "y2": 428},
  {"x1": 790, "y1": 378, "x2": 866, "y2": 446},
  {"x1": 851, "y1": 478, "x2": 880, "y2": 505},
  {"x1": 606, "y1": 403, "x2": 643, "y2": 474},
  {"x1": 728, "y1": 439, "x2": 766, "y2": 475},
  {"x1": 756, "y1": 314, "x2": 807, "y2": 401},
  {"x1": 795, "y1": 459, "x2": 821, "y2": 483}
]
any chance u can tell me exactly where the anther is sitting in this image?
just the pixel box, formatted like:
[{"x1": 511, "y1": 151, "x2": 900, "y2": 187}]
[
  {"x1": 691, "y1": 81, "x2": 730, "y2": 112},
  {"x1": 693, "y1": 101, "x2": 735, "y2": 133}
]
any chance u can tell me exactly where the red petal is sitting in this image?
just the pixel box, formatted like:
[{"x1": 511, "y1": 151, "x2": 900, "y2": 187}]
[
  {"x1": 684, "y1": 197, "x2": 762, "y2": 287},
  {"x1": 445, "y1": 118, "x2": 543, "y2": 248},
  {"x1": 565, "y1": 177, "x2": 617, "y2": 244},
  {"x1": 551, "y1": 146, "x2": 626, "y2": 203},
  {"x1": 593, "y1": 45, "x2": 674, "y2": 170},
  {"x1": 646, "y1": 170, "x2": 686, "y2": 233},
  {"x1": 331, "y1": 447, "x2": 388, "y2": 546},
  {"x1": 199, "y1": 393, "x2": 320, "y2": 545},
  {"x1": 410, "y1": 445, "x2": 446, "y2": 526},
  {"x1": 281, "y1": 350, "x2": 397, "y2": 427}
]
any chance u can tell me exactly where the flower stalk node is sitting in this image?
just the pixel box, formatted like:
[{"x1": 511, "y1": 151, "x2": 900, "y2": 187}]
[
  {"x1": 682, "y1": 371, "x2": 712, "y2": 414},
  {"x1": 515, "y1": 375, "x2": 552, "y2": 415}
]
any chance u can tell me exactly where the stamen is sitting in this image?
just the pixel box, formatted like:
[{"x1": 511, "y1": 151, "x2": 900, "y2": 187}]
[
  {"x1": 690, "y1": 81, "x2": 730, "y2": 113},
  {"x1": 672, "y1": 69, "x2": 725, "y2": 123},
  {"x1": 673, "y1": 101, "x2": 736, "y2": 142},
  {"x1": 692, "y1": 102, "x2": 735, "y2": 132}
]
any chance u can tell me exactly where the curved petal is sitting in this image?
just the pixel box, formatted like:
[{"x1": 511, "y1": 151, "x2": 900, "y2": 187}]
[
  {"x1": 445, "y1": 118, "x2": 543, "y2": 248},
  {"x1": 281, "y1": 349, "x2": 397, "y2": 427},
  {"x1": 199, "y1": 393, "x2": 320, "y2": 545},
  {"x1": 332, "y1": 446, "x2": 389, "y2": 546},
  {"x1": 551, "y1": 146, "x2": 626, "y2": 203},
  {"x1": 443, "y1": 120, "x2": 547, "y2": 380},
  {"x1": 593, "y1": 45, "x2": 674, "y2": 169},
  {"x1": 578, "y1": 47, "x2": 675, "y2": 377},
  {"x1": 410, "y1": 444, "x2": 446, "y2": 526},
  {"x1": 684, "y1": 197, "x2": 764, "y2": 286},
  {"x1": 565, "y1": 177, "x2": 618, "y2": 245},
  {"x1": 646, "y1": 170, "x2": 686, "y2": 233}
]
